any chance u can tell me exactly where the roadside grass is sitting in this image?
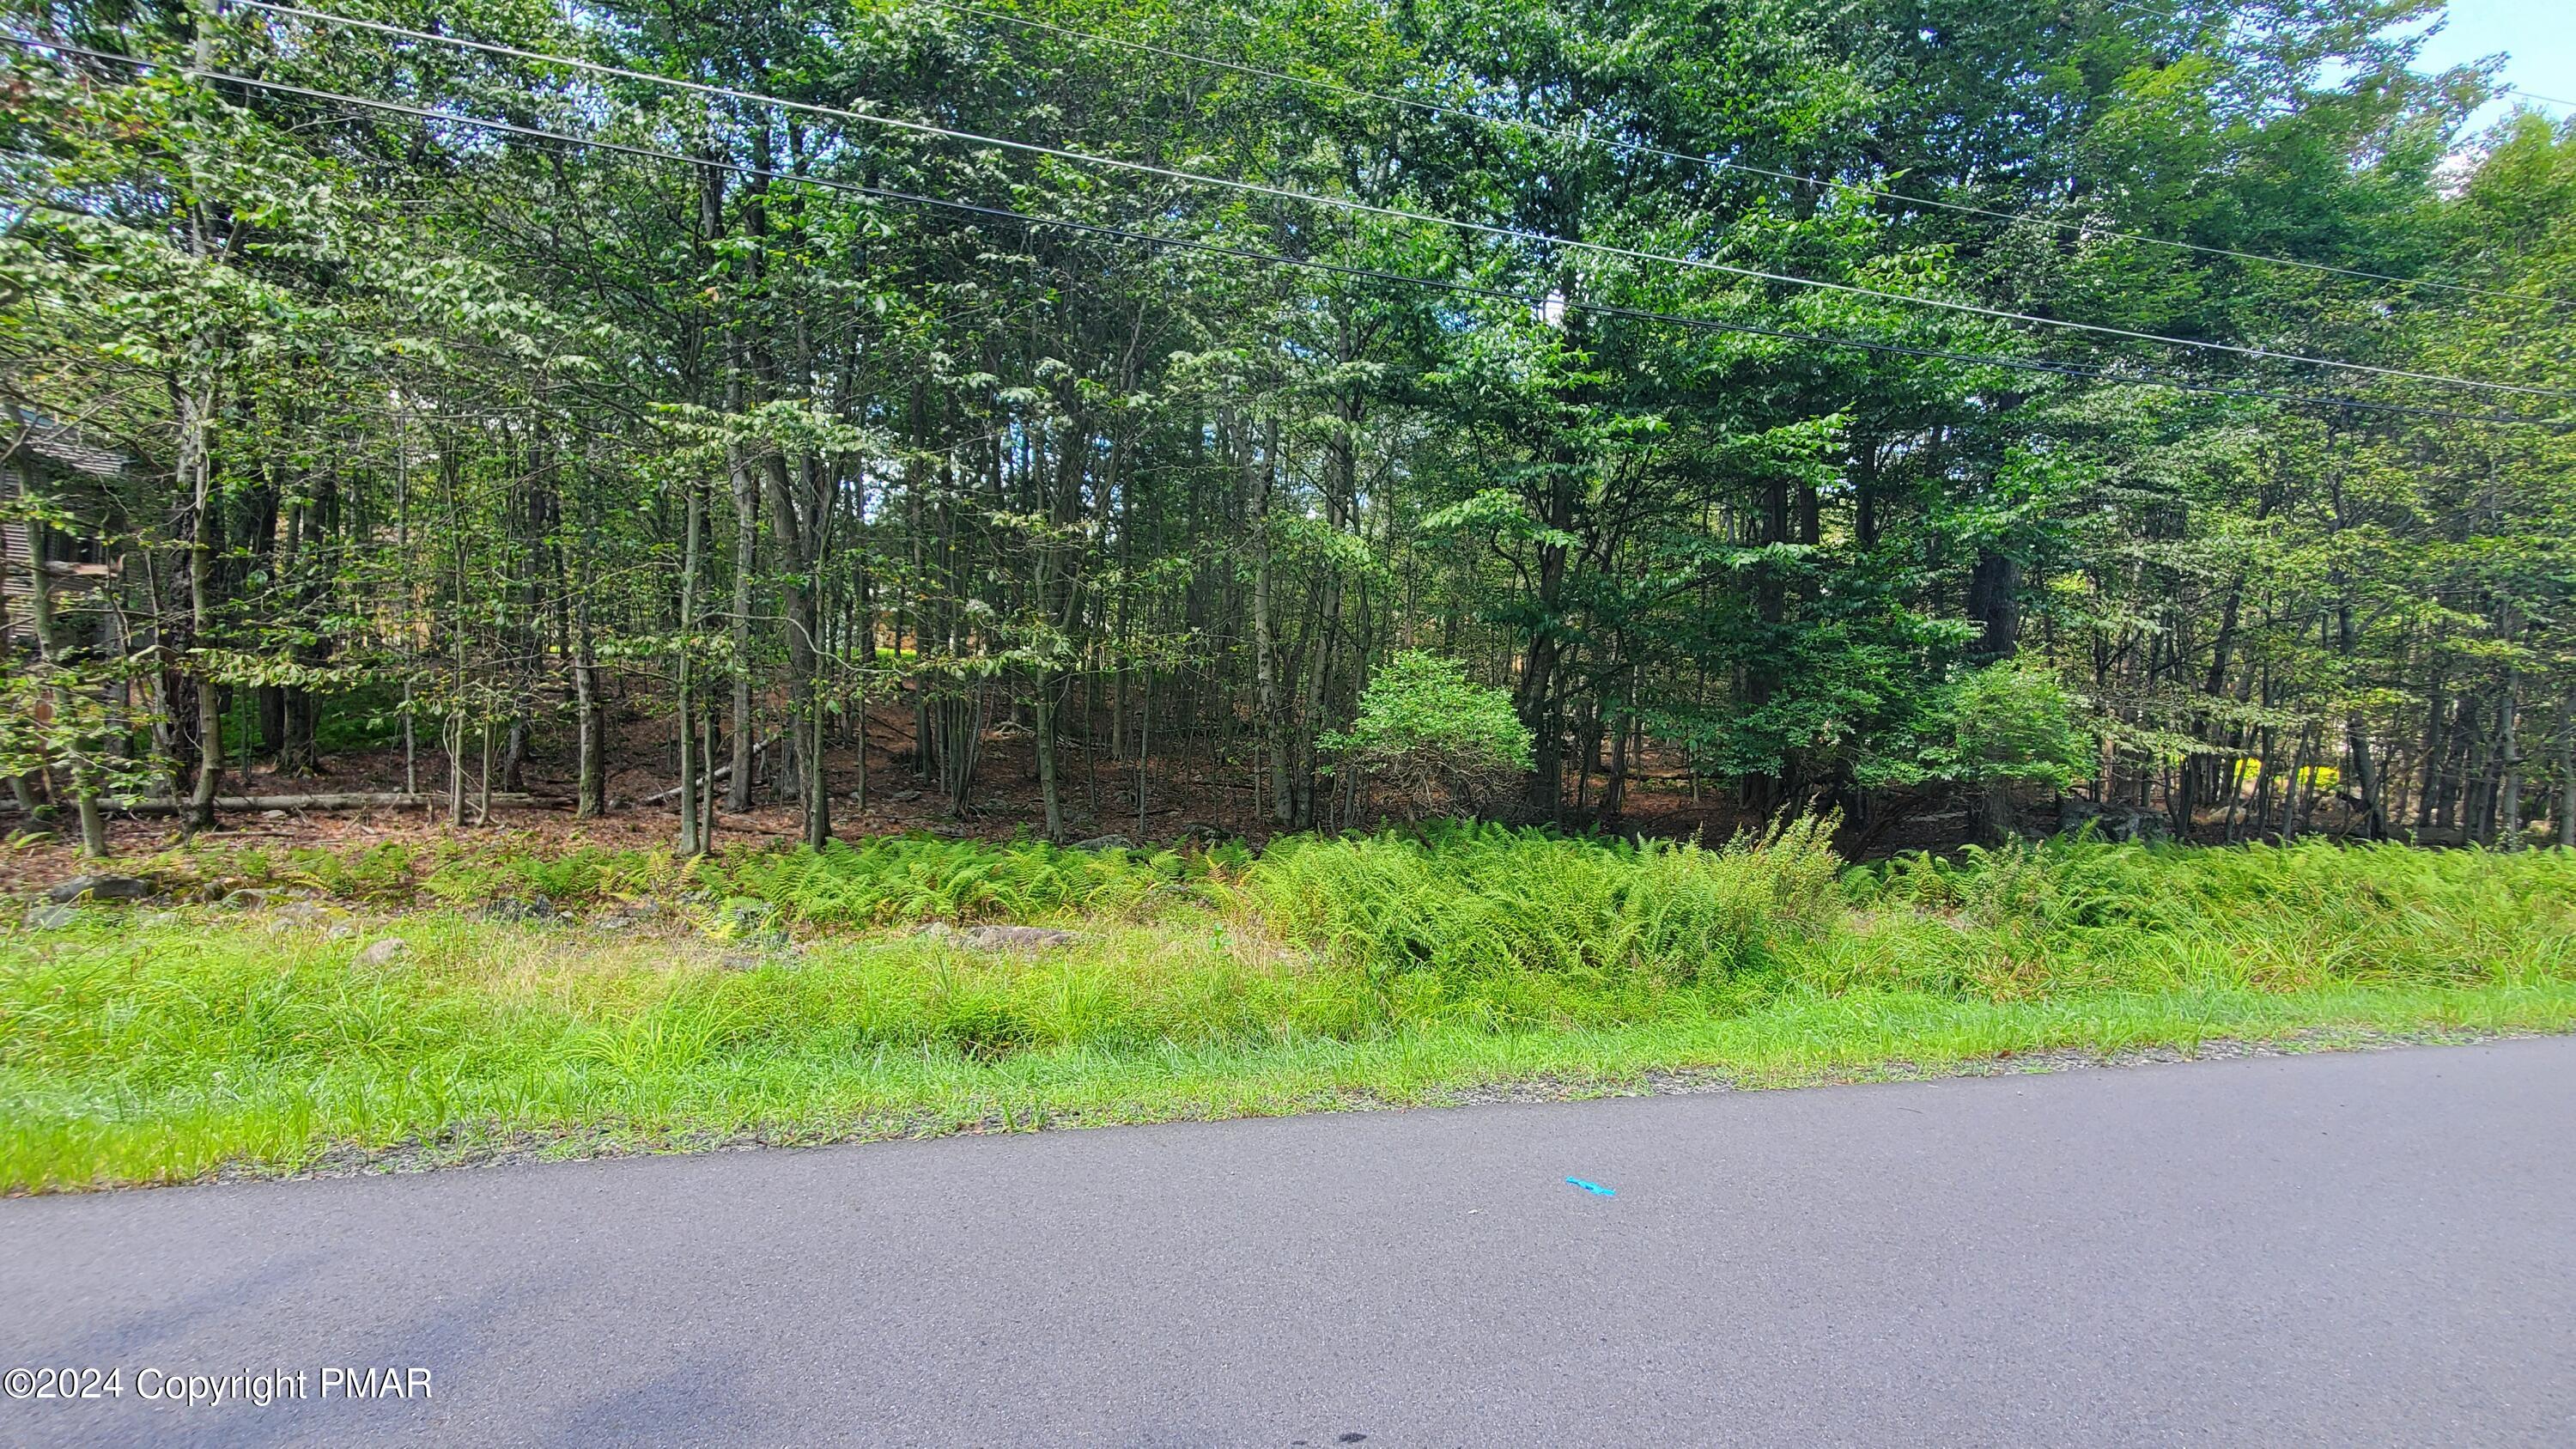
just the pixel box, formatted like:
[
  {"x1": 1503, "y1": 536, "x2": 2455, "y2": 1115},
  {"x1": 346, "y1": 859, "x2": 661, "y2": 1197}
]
[{"x1": 5, "y1": 827, "x2": 2574, "y2": 1193}]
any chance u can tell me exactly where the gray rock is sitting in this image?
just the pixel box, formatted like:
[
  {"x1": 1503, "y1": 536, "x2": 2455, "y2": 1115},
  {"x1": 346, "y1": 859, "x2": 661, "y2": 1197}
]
[
  {"x1": 1069, "y1": 833, "x2": 1133, "y2": 852},
  {"x1": 2057, "y1": 796, "x2": 2170, "y2": 843},
  {"x1": 2100, "y1": 806, "x2": 2172, "y2": 843},
  {"x1": 915, "y1": 922, "x2": 1081, "y2": 952},
  {"x1": 889, "y1": 789, "x2": 923, "y2": 803},
  {"x1": 276, "y1": 900, "x2": 343, "y2": 925},
  {"x1": 24, "y1": 902, "x2": 80, "y2": 930},
  {"x1": 325, "y1": 922, "x2": 359, "y2": 941},
  {"x1": 480, "y1": 898, "x2": 559, "y2": 923},
  {"x1": 967, "y1": 925, "x2": 1078, "y2": 950},
  {"x1": 46, "y1": 874, "x2": 155, "y2": 904},
  {"x1": 354, "y1": 938, "x2": 410, "y2": 967},
  {"x1": 594, "y1": 901, "x2": 666, "y2": 931}
]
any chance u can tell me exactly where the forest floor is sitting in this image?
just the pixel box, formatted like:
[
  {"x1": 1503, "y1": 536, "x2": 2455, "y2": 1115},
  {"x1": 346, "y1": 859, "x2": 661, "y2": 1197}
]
[
  {"x1": 0, "y1": 696, "x2": 2032, "y2": 893},
  {"x1": 5, "y1": 823, "x2": 2571, "y2": 1194}
]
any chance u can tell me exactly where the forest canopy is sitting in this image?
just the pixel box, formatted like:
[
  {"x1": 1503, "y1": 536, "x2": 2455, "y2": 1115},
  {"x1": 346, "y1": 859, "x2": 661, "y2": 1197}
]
[{"x1": 3, "y1": 0, "x2": 2572, "y2": 856}]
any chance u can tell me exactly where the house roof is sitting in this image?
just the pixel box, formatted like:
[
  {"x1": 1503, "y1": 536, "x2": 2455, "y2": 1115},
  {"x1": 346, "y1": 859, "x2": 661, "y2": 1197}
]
[{"x1": 6, "y1": 413, "x2": 135, "y2": 481}]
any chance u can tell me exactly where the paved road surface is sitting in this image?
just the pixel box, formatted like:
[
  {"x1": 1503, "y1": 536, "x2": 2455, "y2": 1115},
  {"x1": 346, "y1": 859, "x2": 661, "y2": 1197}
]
[{"x1": 5, "y1": 1038, "x2": 2574, "y2": 1446}]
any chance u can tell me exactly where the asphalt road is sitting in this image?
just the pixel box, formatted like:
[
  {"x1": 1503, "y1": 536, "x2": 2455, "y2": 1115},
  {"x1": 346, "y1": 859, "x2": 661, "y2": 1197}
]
[{"x1": 5, "y1": 1039, "x2": 2573, "y2": 1448}]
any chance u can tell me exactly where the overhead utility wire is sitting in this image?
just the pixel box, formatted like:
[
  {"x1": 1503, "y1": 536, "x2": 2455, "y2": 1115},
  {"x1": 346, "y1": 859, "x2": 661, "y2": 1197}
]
[
  {"x1": 908, "y1": 0, "x2": 2572, "y2": 314},
  {"x1": 230, "y1": 2, "x2": 2576, "y2": 401},
  {"x1": 13, "y1": 36, "x2": 2562, "y2": 432}
]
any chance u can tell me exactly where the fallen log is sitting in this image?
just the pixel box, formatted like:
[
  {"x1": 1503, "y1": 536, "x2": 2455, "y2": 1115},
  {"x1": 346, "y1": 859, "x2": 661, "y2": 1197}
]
[
  {"x1": 641, "y1": 768, "x2": 728, "y2": 807},
  {"x1": 639, "y1": 734, "x2": 779, "y2": 805}
]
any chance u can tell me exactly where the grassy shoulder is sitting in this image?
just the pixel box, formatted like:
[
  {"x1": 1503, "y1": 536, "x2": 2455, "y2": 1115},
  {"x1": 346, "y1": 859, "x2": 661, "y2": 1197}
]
[{"x1": 6, "y1": 825, "x2": 2574, "y2": 1193}]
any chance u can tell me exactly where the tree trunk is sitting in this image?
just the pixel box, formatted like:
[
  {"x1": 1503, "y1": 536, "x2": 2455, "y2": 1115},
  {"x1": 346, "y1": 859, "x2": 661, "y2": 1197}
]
[
  {"x1": 2415, "y1": 672, "x2": 2448, "y2": 833},
  {"x1": 1035, "y1": 672, "x2": 1062, "y2": 841},
  {"x1": 726, "y1": 435, "x2": 758, "y2": 813},
  {"x1": 180, "y1": 375, "x2": 222, "y2": 832},
  {"x1": 1245, "y1": 415, "x2": 1291, "y2": 826},
  {"x1": 2283, "y1": 723, "x2": 2318, "y2": 840},
  {"x1": 762, "y1": 450, "x2": 830, "y2": 849},
  {"x1": 1970, "y1": 548, "x2": 2023, "y2": 844},
  {"x1": 572, "y1": 557, "x2": 605, "y2": 821},
  {"x1": 677, "y1": 475, "x2": 705, "y2": 853},
  {"x1": 2497, "y1": 674, "x2": 2524, "y2": 848},
  {"x1": 2344, "y1": 715, "x2": 2386, "y2": 841},
  {"x1": 2555, "y1": 689, "x2": 2575, "y2": 849},
  {"x1": 1602, "y1": 683, "x2": 1633, "y2": 822}
]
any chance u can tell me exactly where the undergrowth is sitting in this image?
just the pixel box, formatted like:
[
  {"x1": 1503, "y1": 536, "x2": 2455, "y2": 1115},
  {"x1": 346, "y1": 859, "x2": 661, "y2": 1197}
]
[
  {"x1": 71, "y1": 830, "x2": 1249, "y2": 926},
  {"x1": 1250, "y1": 816, "x2": 1843, "y2": 983},
  {"x1": 7, "y1": 823, "x2": 2575, "y2": 1190}
]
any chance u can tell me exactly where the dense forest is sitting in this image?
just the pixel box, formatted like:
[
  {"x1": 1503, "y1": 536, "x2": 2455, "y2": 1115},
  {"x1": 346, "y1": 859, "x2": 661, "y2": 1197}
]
[{"x1": 3, "y1": 0, "x2": 2572, "y2": 859}]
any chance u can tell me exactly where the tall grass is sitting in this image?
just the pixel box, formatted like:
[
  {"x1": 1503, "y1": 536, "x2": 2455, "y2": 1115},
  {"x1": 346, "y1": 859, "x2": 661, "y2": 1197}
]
[
  {"x1": 1249, "y1": 816, "x2": 1843, "y2": 983},
  {"x1": 8, "y1": 823, "x2": 2575, "y2": 1190},
  {"x1": 1844, "y1": 834, "x2": 2576, "y2": 997},
  {"x1": 720, "y1": 834, "x2": 1238, "y2": 927}
]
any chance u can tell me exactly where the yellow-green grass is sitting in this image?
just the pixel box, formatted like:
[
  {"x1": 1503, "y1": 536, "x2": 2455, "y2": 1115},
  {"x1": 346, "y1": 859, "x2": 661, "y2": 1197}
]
[{"x1": 5, "y1": 828, "x2": 2573, "y2": 1193}]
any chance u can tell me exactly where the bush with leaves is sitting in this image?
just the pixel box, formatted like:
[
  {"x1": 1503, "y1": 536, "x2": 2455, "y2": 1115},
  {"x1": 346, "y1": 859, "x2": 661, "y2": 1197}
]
[
  {"x1": 1321, "y1": 652, "x2": 1534, "y2": 820},
  {"x1": 1947, "y1": 661, "x2": 2094, "y2": 842},
  {"x1": 1951, "y1": 662, "x2": 2093, "y2": 791}
]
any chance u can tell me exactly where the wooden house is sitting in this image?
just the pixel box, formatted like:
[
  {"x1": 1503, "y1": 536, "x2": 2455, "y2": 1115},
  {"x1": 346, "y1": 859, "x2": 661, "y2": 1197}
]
[{"x1": 3, "y1": 413, "x2": 131, "y2": 646}]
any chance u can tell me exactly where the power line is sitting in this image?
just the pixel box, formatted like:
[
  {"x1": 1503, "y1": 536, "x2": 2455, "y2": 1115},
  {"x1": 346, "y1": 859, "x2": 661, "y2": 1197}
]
[
  {"x1": 11, "y1": 33, "x2": 2559, "y2": 431},
  {"x1": 12, "y1": 35, "x2": 2564, "y2": 432},
  {"x1": 906, "y1": 0, "x2": 2573, "y2": 314},
  {"x1": 229, "y1": 1, "x2": 2576, "y2": 402}
]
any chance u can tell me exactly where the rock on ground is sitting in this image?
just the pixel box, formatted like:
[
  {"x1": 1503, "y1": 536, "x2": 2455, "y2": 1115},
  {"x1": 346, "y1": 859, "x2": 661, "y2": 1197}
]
[
  {"x1": 913, "y1": 922, "x2": 1082, "y2": 951},
  {"x1": 46, "y1": 874, "x2": 154, "y2": 904},
  {"x1": 354, "y1": 938, "x2": 410, "y2": 967}
]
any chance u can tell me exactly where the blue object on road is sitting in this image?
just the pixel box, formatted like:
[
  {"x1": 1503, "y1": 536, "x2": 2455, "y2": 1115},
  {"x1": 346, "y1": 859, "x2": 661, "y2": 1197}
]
[{"x1": 1566, "y1": 1178, "x2": 1615, "y2": 1196}]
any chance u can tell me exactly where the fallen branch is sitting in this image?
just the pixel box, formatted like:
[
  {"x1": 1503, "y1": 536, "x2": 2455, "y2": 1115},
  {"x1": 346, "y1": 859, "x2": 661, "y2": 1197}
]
[
  {"x1": 640, "y1": 734, "x2": 779, "y2": 805},
  {"x1": 641, "y1": 768, "x2": 728, "y2": 807}
]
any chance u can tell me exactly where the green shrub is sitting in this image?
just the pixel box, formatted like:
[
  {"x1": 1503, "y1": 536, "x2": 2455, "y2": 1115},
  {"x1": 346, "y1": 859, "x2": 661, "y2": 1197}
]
[
  {"x1": 1321, "y1": 651, "x2": 1534, "y2": 819},
  {"x1": 1951, "y1": 661, "x2": 2093, "y2": 791}
]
